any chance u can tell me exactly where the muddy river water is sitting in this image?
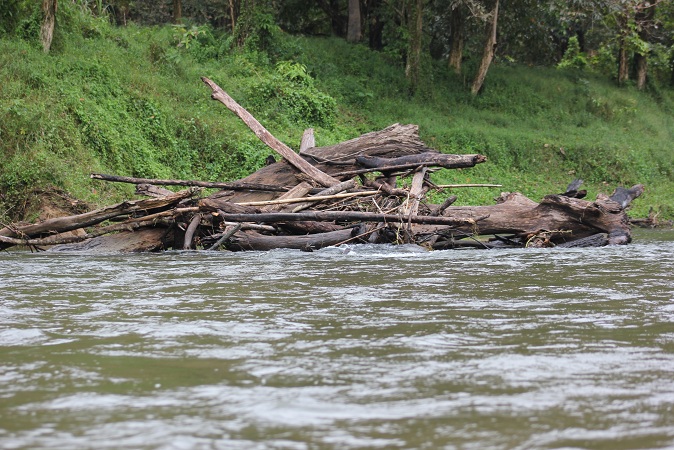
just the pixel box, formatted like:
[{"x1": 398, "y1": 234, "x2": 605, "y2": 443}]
[{"x1": 1, "y1": 229, "x2": 673, "y2": 449}]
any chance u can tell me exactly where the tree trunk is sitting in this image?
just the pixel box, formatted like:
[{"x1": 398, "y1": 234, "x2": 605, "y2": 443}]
[
  {"x1": 173, "y1": 0, "x2": 182, "y2": 23},
  {"x1": 367, "y1": 0, "x2": 384, "y2": 50},
  {"x1": 405, "y1": 0, "x2": 424, "y2": 93},
  {"x1": 228, "y1": 0, "x2": 238, "y2": 33},
  {"x1": 635, "y1": 1, "x2": 655, "y2": 90},
  {"x1": 40, "y1": 0, "x2": 58, "y2": 53},
  {"x1": 471, "y1": 0, "x2": 499, "y2": 95},
  {"x1": 617, "y1": 12, "x2": 630, "y2": 85},
  {"x1": 448, "y1": 4, "x2": 464, "y2": 74},
  {"x1": 347, "y1": 0, "x2": 361, "y2": 43}
]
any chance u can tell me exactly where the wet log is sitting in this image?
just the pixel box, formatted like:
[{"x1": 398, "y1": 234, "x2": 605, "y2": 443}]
[
  {"x1": 48, "y1": 227, "x2": 169, "y2": 253},
  {"x1": 279, "y1": 221, "x2": 345, "y2": 234},
  {"x1": 414, "y1": 186, "x2": 644, "y2": 246},
  {"x1": 0, "y1": 190, "x2": 195, "y2": 250},
  {"x1": 227, "y1": 228, "x2": 358, "y2": 251},
  {"x1": 202, "y1": 77, "x2": 339, "y2": 188}
]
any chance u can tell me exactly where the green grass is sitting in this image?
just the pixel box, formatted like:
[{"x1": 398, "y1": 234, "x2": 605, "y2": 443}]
[{"x1": 1, "y1": 7, "x2": 673, "y2": 222}]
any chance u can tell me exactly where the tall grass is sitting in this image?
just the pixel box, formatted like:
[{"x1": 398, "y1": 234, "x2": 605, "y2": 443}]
[{"x1": 1, "y1": 6, "x2": 672, "y2": 221}]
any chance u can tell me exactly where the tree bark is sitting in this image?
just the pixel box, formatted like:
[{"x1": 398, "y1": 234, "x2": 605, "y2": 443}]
[
  {"x1": 0, "y1": 191, "x2": 195, "y2": 250},
  {"x1": 228, "y1": 228, "x2": 358, "y2": 251},
  {"x1": 347, "y1": 0, "x2": 362, "y2": 43},
  {"x1": 202, "y1": 77, "x2": 340, "y2": 188},
  {"x1": 635, "y1": 1, "x2": 655, "y2": 90},
  {"x1": 40, "y1": 0, "x2": 58, "y2": 53},
  {"x1": 173, "y1": 0, "x2": 182, "y2": 23},
  {"x1": 415, "y1": 186, "x2": 644, "y2": 247},
  {"x1": 405, "y1": 0, "x2": 424, "y2": 93},
  {"x1": 448, "y1": 4, "x2": 464, "y2": 74},
  {"x1": 471, "y1": 0, "x2": 499, "y2": 95}
]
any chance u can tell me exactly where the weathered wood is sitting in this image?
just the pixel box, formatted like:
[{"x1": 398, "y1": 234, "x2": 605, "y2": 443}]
[
  {"x1": 435, "y1": 184, "x2": 502, "y2": 189},
  {"x1": 431, "y1": 195, "x2": 458, "y2": 216},
  {"x1": 362, "y1": 178, "x2": 409, "y2": 197},
  {"x1": 299, "y1": 128, "x2": 315, "y2": 154},
  {"x1": 201, "y1": 77, "x2": 339, "y2": 187},
  {"x1": 356, "y1": 152, "x2": 488, "y2": 171},
  {"x1": 216, "y1": 210, "x2": 477, "y2": 227},
  {"x1": 136, "y1": 183, "x2": 175, "y2": 198},
  {"x1": 48, "y1": 227, "x2": 169, "y2": 253},
  {"x1": 262, "y1": 182, "x2": 312, "y2": 212},
  {"x1": 237, "y1": 190, "x2": 379, "y2": 208},
  {"x1": 91, "y1": 173, "x2": 288, "y2": 192},
  {"x1": 199, "y1": 198, "x2": 260, "y2": 214},
  {"x1": 413, "y1": 187, "x2": 644, "y2": 246},
  {"x1": 0, "y1": 190, "x2": 195, "y2": 250},
  {"x1": 183, "y1": 213, "x2": 202, "y2": 249},
  {"x1": 227, "y1": 228, "x2": 358, "y2": 251},
  {"x1": 207, "y1": 223, "x2": 242, "y2": 251},
  {"x1": 403, "y1": 167, "x2": 427, "y2": 216},
  {"x1": 333, "y1": 153, "x2": 486, "y2": 177},
  {"x1": 206, "y1": 123, "x2": 458, "y2": 205},
  {"x1": 292, "y1": 179, "x2": 357, "y2": 213}
]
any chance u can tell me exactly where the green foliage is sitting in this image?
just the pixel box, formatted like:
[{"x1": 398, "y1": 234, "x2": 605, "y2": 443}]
[
  {"x1": 558, "y1": 36, "x2": 588, "y2": 70},
  {"x1": 246, "y1": 60, "x2": 337, "y2": 128},
  {"x1": 0, "y1": 21, "x2": 673, "y2": 222}
]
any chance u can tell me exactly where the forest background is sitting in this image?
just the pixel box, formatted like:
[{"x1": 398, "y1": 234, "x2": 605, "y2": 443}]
[{"x1": 1, "y1": 0, "x2": 673, "y2": 222}]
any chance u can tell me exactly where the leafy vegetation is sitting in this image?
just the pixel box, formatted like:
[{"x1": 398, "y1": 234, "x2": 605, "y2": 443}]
[{"x1": 0, "y1": 1, "x2": 672, "y2": 223}]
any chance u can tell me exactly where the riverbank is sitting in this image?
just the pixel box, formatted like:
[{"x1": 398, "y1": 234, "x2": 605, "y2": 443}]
[{"x1": 1, "y1": 8, "x2": 673, "y2": 222}]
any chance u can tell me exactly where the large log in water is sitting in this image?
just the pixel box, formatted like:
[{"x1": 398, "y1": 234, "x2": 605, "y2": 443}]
[{"x1": 417, "y1": 186, "x2": 644, "y2": 248}]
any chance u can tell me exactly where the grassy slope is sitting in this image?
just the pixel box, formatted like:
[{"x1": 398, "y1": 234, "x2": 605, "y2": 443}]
[{"x1": 1, "y1": 15, "x2": 673, "y2": 222}]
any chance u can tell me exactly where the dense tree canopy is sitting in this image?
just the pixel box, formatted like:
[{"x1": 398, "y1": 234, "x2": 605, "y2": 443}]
[{"x1": 2, "y1": 0, "x2": 673, "y2": 91}]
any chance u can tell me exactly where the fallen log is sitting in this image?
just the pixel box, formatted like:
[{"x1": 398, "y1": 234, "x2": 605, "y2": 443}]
[
  {"x1": 226, "y1": 227, "x2": 360, "y2": 251},
  {"x1": 0, "y1": 190, "x2": 195, "y2": 250},
  {"x1": 202, "y1": 77, "x2": 340, "y2": 188},
  {"x1": 91, "y1": 173, "x2": 289, "y2": 192},
  {"x1": 215, "y1": 210, "x2": 479, "y2": 226}
]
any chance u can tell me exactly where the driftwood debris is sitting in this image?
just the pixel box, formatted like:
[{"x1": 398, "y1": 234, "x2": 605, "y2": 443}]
[{"x1": 1, "y1": 79, "x2": 644, "y2": 253}]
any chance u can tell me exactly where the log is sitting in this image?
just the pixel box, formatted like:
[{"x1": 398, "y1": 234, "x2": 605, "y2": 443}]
[
  {"x1": 332, "y1": 154, "x2": 486, "y2": 177},
  {"x1": 299, "y1": 128, "x2": 315, "y2": 154},
  {"x1": 262, "y1": 182, "x2": 312, "y2": 212},
  {"x1": 183, "y1": 213, "x2": 202, "y2": 249},
  {"x1": 413, "y1": 187, "x2": 644, "y2": 246},
  {"x1": 0, "y1": 190, "x2": 195, "y2": 250},
  {"x1": 356, "y1": 152, "x2": 488, "y2": 171},
  {"x1": 292, "y1": 179, "x2": 357, "y2": 213},
  {"x1": 227, "y1": 228, "x2": 358, "y2": 251},
  {"x1": 136, "y1": 183, "x2": 175, "y2": 198},
  {"x1": 206, "y1": 123, "x2": 477, "y2": 205},
  {"x1": 216, "y1": 210, "x2": 478, "y2": 226},
  {"x1": 207, "y1": 223, "x2": 242, "y2": 251},
  {"x1": 201, "y1": 77, "x2": 340, "y2": 187},
  {"x1": 91, "y1": 173, "x2": 288, "y2": 192},
  {"x1": 403, "y1": 167, "x2": 427, "y2": 216}
]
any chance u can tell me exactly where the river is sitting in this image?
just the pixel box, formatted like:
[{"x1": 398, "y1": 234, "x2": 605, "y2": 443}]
[{"x1": 1, "y1": 229, "x2": 673, "y2": 449}]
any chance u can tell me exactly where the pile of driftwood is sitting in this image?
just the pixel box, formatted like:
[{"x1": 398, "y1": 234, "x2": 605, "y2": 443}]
[{"x1": 0, "y1": 78, "x2": 644, "y2": 253}]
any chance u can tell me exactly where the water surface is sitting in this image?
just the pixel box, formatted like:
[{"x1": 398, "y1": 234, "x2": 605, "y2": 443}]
[{"x1": 1, "y1": 229, "x2": 673, "y2": 449}]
